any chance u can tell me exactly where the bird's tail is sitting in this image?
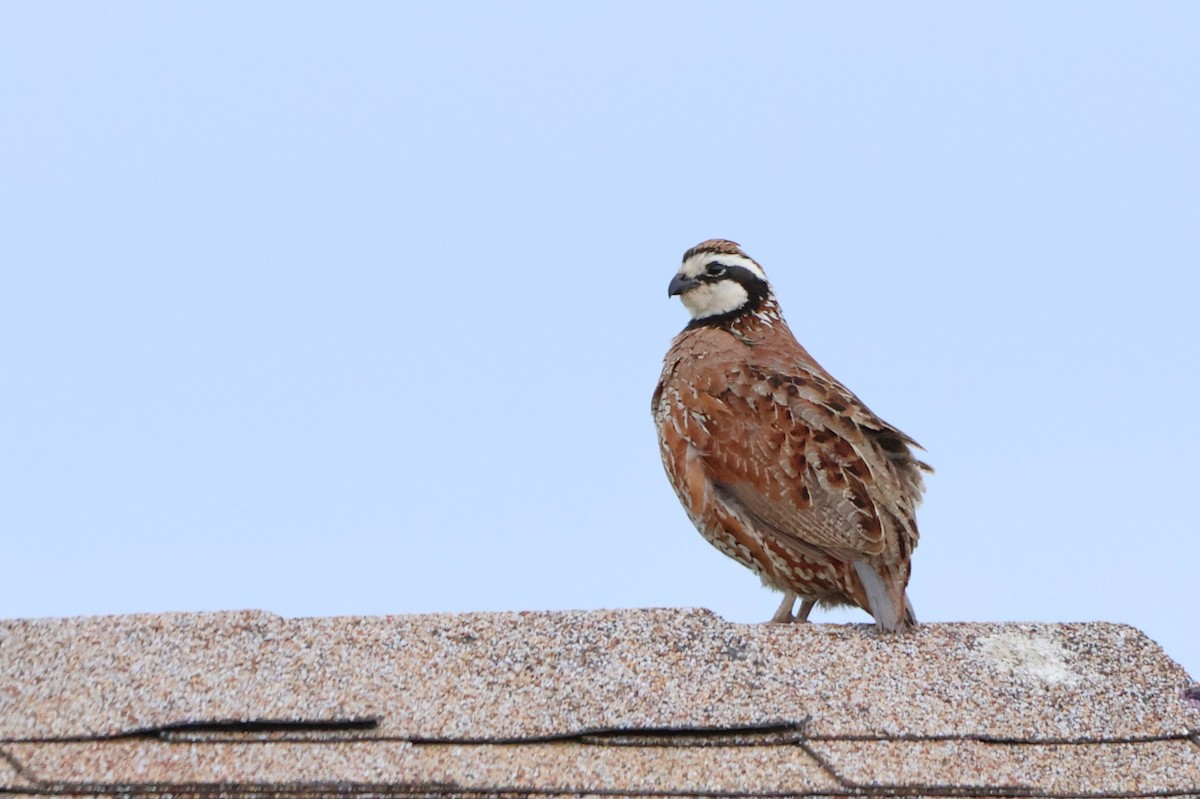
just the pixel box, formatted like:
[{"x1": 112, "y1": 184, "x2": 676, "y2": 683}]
[
  {"x1": 853, "y1": 560, "x2": 917, "y2": 633},
  {"x1": 903, "y1": 594, "x2": 918, "y2": 628}
]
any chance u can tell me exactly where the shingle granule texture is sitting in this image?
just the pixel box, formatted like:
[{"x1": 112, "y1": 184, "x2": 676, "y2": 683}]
[{"x1": 1, "y1": 606, "x2": 1197, "y2": 797}]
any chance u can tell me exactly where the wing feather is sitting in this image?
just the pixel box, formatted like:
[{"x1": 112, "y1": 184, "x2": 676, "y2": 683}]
[{"x1": 696, "y1": 360, "x2": 923, "y2": 566}]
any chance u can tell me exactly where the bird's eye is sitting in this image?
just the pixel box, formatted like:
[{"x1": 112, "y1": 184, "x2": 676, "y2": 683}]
[{"x1": 706, "y1": 264, "x2": 727, "y2": 277}]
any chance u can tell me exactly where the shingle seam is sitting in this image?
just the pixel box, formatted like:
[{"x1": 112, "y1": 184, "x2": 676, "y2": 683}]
[
  {"x1": 794, "y1": 740, "x2": 855, "y2": 794},
  {"x1": 12, "y1": 782, "x2": 448, "y2": 799},
  {"x1": 1, "y1": 731, "x2": 1193, "y2": 746},
  {"x1": 394, "y1": 720, "x2": 811, "y2": 746},
  {"x1": 827, "y1": 774, "x2": 1200, "y2": 798},
  {"x1": 0, "y1": 746, "x2": 38, "y2": 789},
  {"x1": 574, "y1": 731, "x2": 808, "y2": 747},
  {"x1": 7, "y1": 768, "x2": 1200, "y2": 799},
  {"x1": 786, "y1": 760, "x2": 1200, "y2": 799},
  {"x1": 5, "y1": 793, "x2": 769, "y2": 799},
  {"x1": 8, "y1": 779, "x2": 821, "y2": 798},
  {"x1": 844, "y1": 787, "x2": 1200, "y2": 791},
  {"x1": 0, "y1": 785, "x2": 856, "y2": 799},
  {"x1": 0, "y1": 722, "x2": 813, "y2": 747},
  {"x1": 14, "y1": 782, "x2": 1200, "y2": 796},
  {"x1": 794, "y1": 740, "x2": 1200, "y2": 799},
  {"x1": 803, "y1": 734, "x2": 1197, "y2": 745},
  {"x1": 151, "y1": 718, "x2": 383, "y2": 734}
]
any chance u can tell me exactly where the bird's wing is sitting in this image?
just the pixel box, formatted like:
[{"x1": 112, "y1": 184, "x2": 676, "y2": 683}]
[{"x1": 697, "y1": 361, "x2": 923, "y2": 564}]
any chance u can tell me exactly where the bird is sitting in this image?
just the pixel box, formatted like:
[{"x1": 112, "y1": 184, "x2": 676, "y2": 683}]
[{"x1": 652, "y1": 239, "x2": 930, "y2": 632}]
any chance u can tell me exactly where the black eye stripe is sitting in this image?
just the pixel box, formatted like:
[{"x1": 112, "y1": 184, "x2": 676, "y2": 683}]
[{"x1": 699, "y1": 263, "x2": 759, "y2": 284}]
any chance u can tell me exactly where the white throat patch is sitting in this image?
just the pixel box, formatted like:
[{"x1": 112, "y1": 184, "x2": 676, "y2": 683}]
[{"x1": 680, "y1": 279, "x2": 750, "y2": 320}]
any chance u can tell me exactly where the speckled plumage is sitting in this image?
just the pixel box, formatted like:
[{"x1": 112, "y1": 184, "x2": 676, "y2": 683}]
[{"x1": 653, "y1": 240, "x2": 930, "y2": 631}]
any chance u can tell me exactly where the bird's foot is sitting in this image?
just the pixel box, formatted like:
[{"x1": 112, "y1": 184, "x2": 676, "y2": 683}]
[
  {"x1": 768, "y1": 596, "x2": 817, "y2": 625},
  {"x1": 768, "y1": 592, "x2": 800, "y2": 624}
]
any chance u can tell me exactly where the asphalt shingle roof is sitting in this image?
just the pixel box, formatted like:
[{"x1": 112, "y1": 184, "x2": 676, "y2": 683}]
[{"x1": 2, "y1": 607, "x2": 1198, "y2": 797}]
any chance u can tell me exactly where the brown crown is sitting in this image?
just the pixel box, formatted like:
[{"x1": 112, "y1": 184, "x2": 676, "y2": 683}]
[{"x1": 682, "y1": 239, "x2": 746, "y2": 262}]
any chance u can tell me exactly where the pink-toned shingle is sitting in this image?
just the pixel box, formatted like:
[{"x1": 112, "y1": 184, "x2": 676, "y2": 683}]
[
  {"x1": 809, "y1": 739, "x2": 1200, "y2": 794},
  {"x1": 5, "y1": 739, "x2": 841, "y2": 794},
  {"x1": 1, "y1": 607, "x2": 1197, "y2": 796},
  {"x1": 0, "y1": 748, "x2": 36, "y2": 792}
]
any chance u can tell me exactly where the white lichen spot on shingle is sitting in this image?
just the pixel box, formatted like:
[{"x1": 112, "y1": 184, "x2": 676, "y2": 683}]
[{"x1": 975, "y1": 629, "x2": 1082, "y2": 686}]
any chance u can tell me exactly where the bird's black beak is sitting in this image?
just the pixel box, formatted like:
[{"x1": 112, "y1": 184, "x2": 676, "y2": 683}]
[{"x1": 668, "y1": 273, "x2": 700, "y2": 297}]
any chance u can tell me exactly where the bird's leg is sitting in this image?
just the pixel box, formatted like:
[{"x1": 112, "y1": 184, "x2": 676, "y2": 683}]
[
  {"x1": 795, "y1": 598, "x2": 815, "y2": 623},
  {"x1": 769, "y1": 592, "x2": 798, "y2": 623}
]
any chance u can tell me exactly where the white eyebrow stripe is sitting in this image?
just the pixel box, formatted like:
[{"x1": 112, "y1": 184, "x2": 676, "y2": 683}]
[{"x1": 680, "y1": 251, "x2": 767, "y2": 281}]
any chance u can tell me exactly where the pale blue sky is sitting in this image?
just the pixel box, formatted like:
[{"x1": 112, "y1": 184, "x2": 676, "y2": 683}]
[{"x1": 3, "y1": 3, "x2": 1198, "y2": 677}]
